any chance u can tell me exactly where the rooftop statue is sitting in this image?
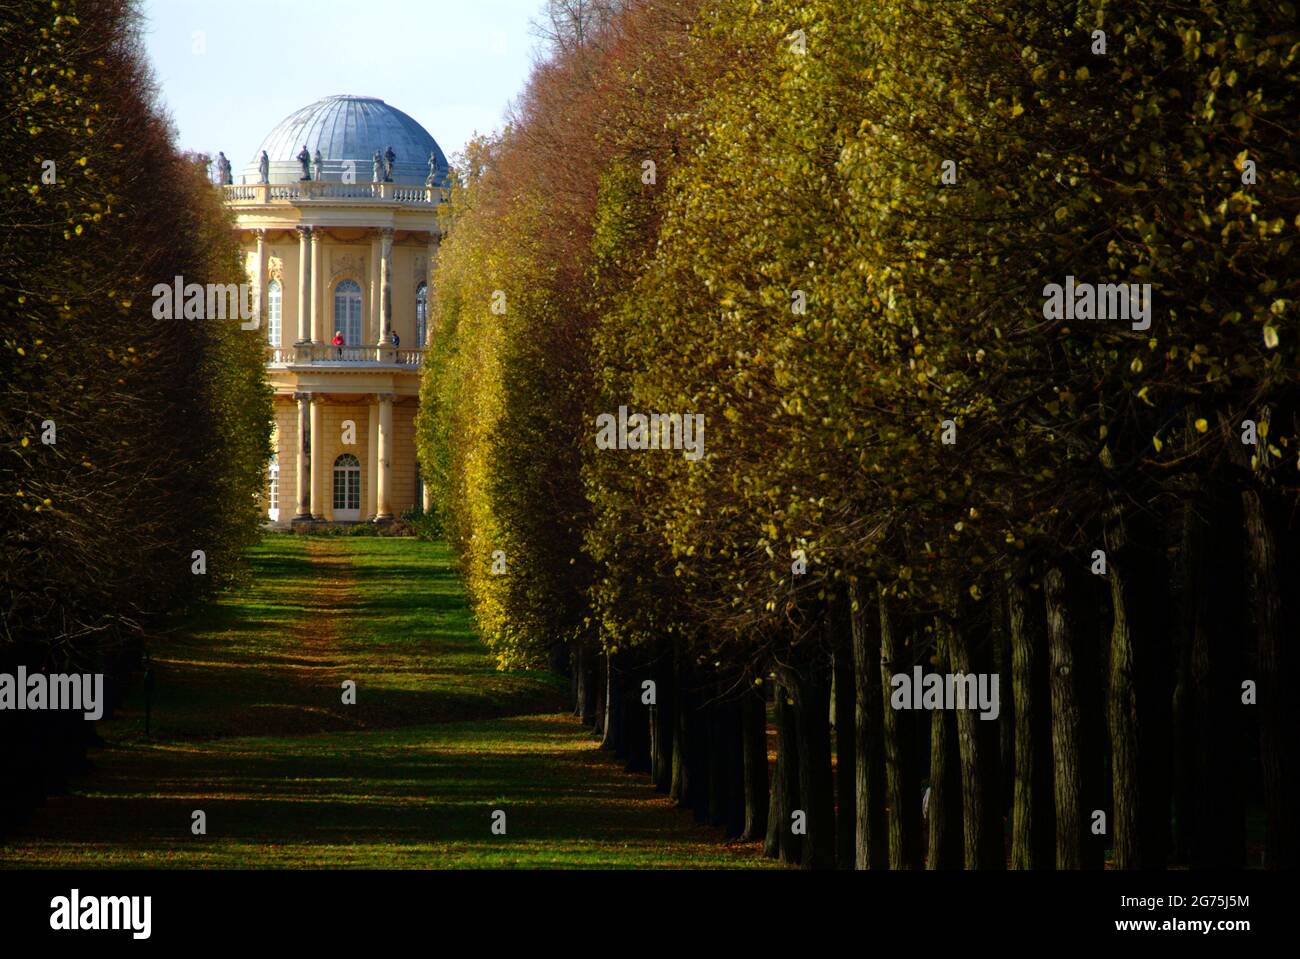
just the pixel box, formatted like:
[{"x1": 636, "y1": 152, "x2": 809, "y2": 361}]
[
  {"x1": 297, "y1": 145, "x2": 311, "y2": 180},
  {"x1": 258, "y1": 150, "x2": 269, "y2": 184},
  {"x1": 426, "y1": 151, "x2": 438, "y2": 186},
  {"x1": 216, "y1": 151, "x2": 233, "y2": 185},
  {"x1": 313, "y1": 149, "x2": 324, "y2": 181},
  {"x1": 383, "y1": 146, "x2": 396, "y2": 182},
  {"x1": 372, "y1": 150, "x2": 383, "y2": 184}
]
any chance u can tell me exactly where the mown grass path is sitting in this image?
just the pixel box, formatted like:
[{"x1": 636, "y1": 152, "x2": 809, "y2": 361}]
[{"x1": 0, "y1": 537, "x2": 769, "y2": 868}]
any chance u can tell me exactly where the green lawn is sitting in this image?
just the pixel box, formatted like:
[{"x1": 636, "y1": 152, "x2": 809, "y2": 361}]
[{"x1": 0, "y1": 536, "x2": 770, "y2": 868}]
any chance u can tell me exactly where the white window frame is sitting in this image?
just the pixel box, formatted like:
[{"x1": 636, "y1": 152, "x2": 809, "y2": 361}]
[
  {"x1": 268, "y1": 453, "x2": 280, "y2": 521},
  {"x1": 333, "y1": 279, "x2": 363, "y2": 349},
  {"x1": 416, "y1": 282, "x2": 428, "y2": 347},
  {"x1": 333, "y1": 453, "x2": 361, "y2": 520},
  {"x1": 267, "y1": 279, "x2": 282, "y2": 347}
]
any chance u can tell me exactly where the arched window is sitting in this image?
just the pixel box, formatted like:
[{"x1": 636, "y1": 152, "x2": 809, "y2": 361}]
[
  {"x1": 333, "y1": 279, "x2": 363, "y2": 348},
  {"x1": 415, "y1": 282, "x2": 428, "y2": 347},
  {"x1": 267, "y1": 280, "x2": 282, "y2": 346},
  {"x1": 333, "y1": 453, "x2": 361, "y2": 520},
  {"x1": 267, "y1": 453, "x2": 280, "y2": 521}
]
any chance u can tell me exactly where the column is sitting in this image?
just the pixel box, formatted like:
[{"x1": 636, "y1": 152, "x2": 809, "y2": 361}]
[
  {"x1": 293, "y1": 392, "x2": 312, "y2": 520},
  {"x1": 366, "y1": 400, "x2": 379, "y2": 519},
  {"x1": 375, "y1": 393, "x2": 393, "y2": 521},
  {"x1": 253, "y1": 229, "x2": 267, "y2": 333},
  {"x1": 310, "y1": 395, "x2": 325, "y2": 520},
  {"x1": 424, "y1": 233, "x2": 437, "y2": 347},
  {"x1": 295, "y1": 226, "x2": 312, "y2": 344},
  {"x1": 377, "y1": 227, "x2": 394, "y2": 344},
  {"x1": 369, "y1": 233, "x2": 382, "y2": 345},
  {"x1": 310, "y1": 227, "x2": 324, "y2": 344}
]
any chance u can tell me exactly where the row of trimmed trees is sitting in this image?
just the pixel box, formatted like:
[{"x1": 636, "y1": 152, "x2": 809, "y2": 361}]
[
  {"x1": 0, "y1": 0, "x2": 271, "y2": 836},
  {"x1": 418, "y1": 0, "x2": 1297, "y2": 868}
]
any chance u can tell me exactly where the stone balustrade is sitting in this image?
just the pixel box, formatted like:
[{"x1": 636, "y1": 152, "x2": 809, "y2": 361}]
[
  {"x1": 266, "y1": 345, "x2": 424, "y2": 368},
  {"x1": 224, "y1": 181, "x2": 446, "y2": 206}
]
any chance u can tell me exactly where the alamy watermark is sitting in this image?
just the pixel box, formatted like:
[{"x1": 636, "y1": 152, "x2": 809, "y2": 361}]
[
  {"x1": 50, "y1": 890, "x2": 150, "y2": 939},
  {"x1": 152, "y1": 276, "x2": 259, "y2": 329},
  {"x1": 0, "y1": 668, "x2": 104, "y2": 720},
  {"x1": 889, "y1": 666, "x2": 1000, "y2": 720},
  {"x1": 1042, "y1": 276, "x2": 1151, "y2": 331},
  {"x1": 595, "y1": 405, "x2": 705, "y2": 461}
]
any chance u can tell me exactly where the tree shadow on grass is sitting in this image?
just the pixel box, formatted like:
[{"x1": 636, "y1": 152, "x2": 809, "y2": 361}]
[{"x1": 0, "y1": 716, "x2": 771, "y2": 869}]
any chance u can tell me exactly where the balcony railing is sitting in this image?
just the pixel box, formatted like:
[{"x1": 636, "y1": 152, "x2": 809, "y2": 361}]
[
  {"x1": 224, "y1": 181, "x2": 447, "y2": 206},
  {"x1": 266, "y1": 345, "x2": 424, "y2": 368}
]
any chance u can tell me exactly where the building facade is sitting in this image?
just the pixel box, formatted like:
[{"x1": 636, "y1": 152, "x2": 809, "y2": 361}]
[{"x1": 223, "y1": 95, "x2": 449, "y2": 525}]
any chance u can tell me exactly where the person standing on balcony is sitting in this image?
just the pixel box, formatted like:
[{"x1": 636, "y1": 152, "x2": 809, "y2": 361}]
[
  {"x1": 389, "y1": 329, "x2": 400, "y2": 348},
  {"x1": 332, "y1": 329, "x2": 345, "y2": 358}
]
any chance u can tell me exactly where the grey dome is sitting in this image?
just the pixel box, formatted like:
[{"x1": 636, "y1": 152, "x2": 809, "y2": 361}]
[{"x1": 242, "y1": 94, "x2": 449, "y2": 186}]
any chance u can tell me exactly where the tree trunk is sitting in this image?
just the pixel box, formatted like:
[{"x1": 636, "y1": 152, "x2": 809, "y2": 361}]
[
  {"x1": 601, "y1": 650, "x2": 625, "y2": 755},
  {"x1": 926, "y1": 621, "x2": 963, "y2": 869},
  {"x1": 1007, "y1": 568, "x2": 1054, "y2": 869},
  {"x1": 794, "y1": 656, "x2": 836, "y2": 869},
  {"x1": 593, "y1": 648, "x2": 607, "y2": 740},
  {"x1": 670, "y1": 642, "x2": 687, "y2": 804},
  {"x1": 939, "y1": 584, "x2": 1001, "y2": 868},
  {"x1": 651, "y1": 649, "x2": 674, "y2": 793},
  {"x1": 763, "y1": 694, "x2": 785, "y2": 859},
  {"x1": 741, "y1": 681, "x2": 769, "y2": 840},
  {"x1": 1045, "y1": 565, "x2": 1083, "y2": 869},
  {"x1": 724, "y1": 692, "x2": 747, "y2": 838},
  {"x1": 1171, "y1": 498, "x2": 1198, "y2": 866},
  {"x1": 685, "y1": 680, "x2": 710, "y2": 821},
  {"x1": 579, "y1": 644, "x2": 598, "y2": 727},
  {"x1": 623, "y1": 656, "x2": 651, "y2": 774},
  {"x1": 992, "y1": 591, "x2": 1014, "y2": 823},
  {"x1": 1103, "y1": 504, "x2": 1140, "y2": 870},
  {"x1": 708, "y1": 682, "x2": 727, "y2": 827},
  {"x1": 1243, "y1": 485, "x2": 1295, "y2": 869},
  {"x1": 850, "y1": 578, "x2": 887, "y2": 869},
  {"x1": 833, "y1": 626, "x2": 857, "y2": 869},
  {"x1": 765, "y1": 681, "x2": 802, "y2": 864},
  {"x1": 1104, "y1": 502, "x2": 1172, "y2": 869},
  {"x1": 879, "y1": 583, "x2": 920, "y2": 869},
  {"x1": 1184, "y1": 482, "x2": 1246, "y2": 866},
  {"x1": 572, "y1": 647, "x2": 582, "y2": 719}
]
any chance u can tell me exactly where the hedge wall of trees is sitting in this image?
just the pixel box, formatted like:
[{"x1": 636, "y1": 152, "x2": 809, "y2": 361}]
[
  {"x1": 421, "y1": 0, "x2": 1298, "y2": 869},
  {"x1": 1, "y1": 0, "x2": 272, "y2": 836}
]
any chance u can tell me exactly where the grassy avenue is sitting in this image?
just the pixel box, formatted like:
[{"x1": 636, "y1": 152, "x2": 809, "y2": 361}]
[{"x1": 0, "y1": 537, "x2": 769, "y2": 868}]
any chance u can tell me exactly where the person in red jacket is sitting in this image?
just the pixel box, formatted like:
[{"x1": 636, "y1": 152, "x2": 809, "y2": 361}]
[{"x1": 331, "y1": 329, "x2": 344, "y2": 358}]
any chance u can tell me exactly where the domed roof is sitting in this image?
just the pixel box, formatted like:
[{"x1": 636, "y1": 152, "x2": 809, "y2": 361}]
[{"x1": 242, "y1": 95, "x2": 449, "y2": 186}]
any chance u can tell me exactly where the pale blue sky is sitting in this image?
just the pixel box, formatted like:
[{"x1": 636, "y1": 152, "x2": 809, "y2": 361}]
[{"x1": 141, "y1": 0, "x2": 545, "y2": 170}]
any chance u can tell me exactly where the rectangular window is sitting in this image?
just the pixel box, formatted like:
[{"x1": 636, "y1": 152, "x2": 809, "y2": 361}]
[
  {"x1": 333, "y1": 470, "x2": 360, "y2": 510},
  {"x1": 267, "y1": 281, "x2": 282, "y2": 346}
]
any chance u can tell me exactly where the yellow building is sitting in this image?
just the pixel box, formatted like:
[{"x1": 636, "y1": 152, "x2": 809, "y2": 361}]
[{"x1": 223, "y1": 95, "x2": 448, "y2": 525}]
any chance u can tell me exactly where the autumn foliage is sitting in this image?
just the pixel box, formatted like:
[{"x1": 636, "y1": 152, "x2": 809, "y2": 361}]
[
  {"x1": 422, "y1": 0, "x2": 1299, "y2": 869},
  {"x1": 1, "y1": 0, "x2": 271, "y2": 834}
]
